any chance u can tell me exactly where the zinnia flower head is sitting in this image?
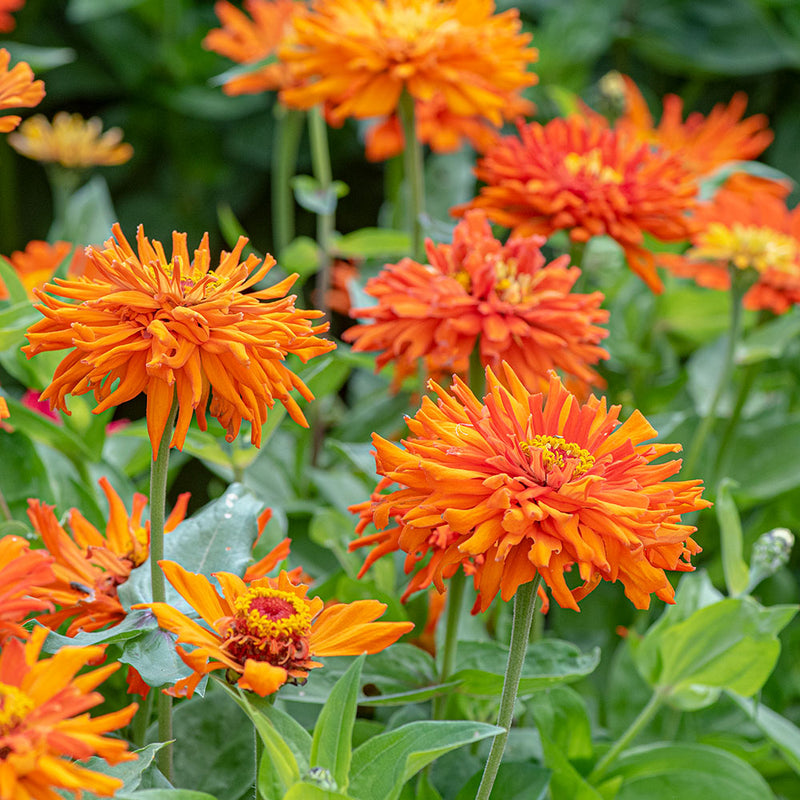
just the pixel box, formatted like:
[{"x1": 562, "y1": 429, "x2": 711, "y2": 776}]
[
  {"x1": 459, "y1": 114, "x2": 698, "y2": 293},
  {"x1": 27, "y1": 477, "x2": 190, "y2": 636},
  {"x1": 135, "y1": 561, "x2": 413, "y2": 697},
  {"x1": 8, "y1": 112, "x2": 133, "y2": 168},
  {"x1": 0, "y1": 535, "x2": 54, "y2": 643},
  {"x1": 659, "y1": 187, "x2": 800, "y2": 314},
  {"x1": 351, "y1": 364, "x2": 709, "y2": 613},
  {"x1": 23, "y1": 223, "x2": 335, "y2": 454},
  {"x1": 279, "y1": 0, "x2": 537, "y2": 127},
  {"x1": 0, "y1": 0, "x2": 23, "y2": 33},
  {"x1": 0, "y1": 626, "x2": 136, "y2": 799},
  {"x1": 344, "y1": 210, "x2": 609, "y2": 393},
  {"x1": 0, "y1": 48, "x2": 45, "y2": 133},
  {"x1": 0, "y1": 240, "x2": 80, "y2": 301},
  {"x1": 203, "y1": 0, "x2": 299, "y2": 95}
]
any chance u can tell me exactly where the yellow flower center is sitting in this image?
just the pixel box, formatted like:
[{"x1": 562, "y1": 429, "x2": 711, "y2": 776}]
[
  {"x1": 690, "y1": 222, "x2": 799, "y2": 274},
  {"x1": 493, "y1": 257, "x2": 534, "y2": 303},
  {"x1": 454, "y1": 269, "x2": 472, "y2": 292},
  {"x1": 564, "y1": 149, "x2": 623, "y2": 184},
  {"x1": 233, "y1": 587, "x2": 313, "y2": 640},
  {"x1": 521, "y1": 434, "x2": 595, "y2": 477},
  {"x1": 0, "y1": 683, "x2": 33, "y2": 736},
  {"x1": 149, "y1": 256, "x2": 222, "y2": 293}
]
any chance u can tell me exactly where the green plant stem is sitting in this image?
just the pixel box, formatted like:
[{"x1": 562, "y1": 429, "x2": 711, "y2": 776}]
[
  {"x1": 0, "y1": 487, "x2": 11, "y2": 521},
  {"x1": 272, "y1": 107, "x2": 304, "y2": 256},
  {"x1": 469, "y1": 342, "x2": 486, "y2": 399},
  {"x1": 0, "y1": 138, "x2": 17, "y2": 247},
  {"x1": 475, "y1": 575, "x2": 542, "y2": 800},
  {"x1": 46, "y1": 165, "x2": 81, "y2": 238},
  {"x1": 131, "y1": 687, "x2": 155, "y2": 748},
  {"x1": 308, "y1": 105, "x2": 334, "y2": 323},
  {"x1": 150, "y1": 400, "x2": 178, "y2": 782},
  {"x1": 433, "y1": 569, "x2": 466, "y2": 720},
  {"x1": 397, "y1": 91, "x2": 425, "y2": 260},
  {"x1": 713, "y1": 360, "x2": 760, "y2": 480},
  {"x1": 589, "y1": 689, "x2": 665, "y2": 783}
]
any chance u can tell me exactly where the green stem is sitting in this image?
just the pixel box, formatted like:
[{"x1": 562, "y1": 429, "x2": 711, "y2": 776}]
[
  {"x1": 0, "y1": 486, "x2": 11, "y2": 522},
  {"x1": 712, "y1": 360, "x2": 760, "y2": 480},
  {"x1": 589, "y1": 689, "x2": 665, "y2": 783},
  {"x1": 131, "y1": 686, "x2": 155, "y2": 748},
  {"x1": 475, "y1": 575, "x2": 542, "y2": 800},
  {"x1": 469, "y1": 342, "x2": 486, "y2": 399},
  {"x1": 397, "y1": 91, "x2": 425, "y2": 261},
  {"x1": 308, "y1": 105, "x2": 334, "y2": 324},
  {"x1": 46, "y1": 165, "x2": 81, "y2": 239},
  {"x1": 433, "y1": 570, "x2": 466, "y2": 720},
  {"x1": 272, "y1": 107, "x2": 304, "y2": 256},
  {"x1": 0, "y1": 138, "x2": 17, "y2": 248},
  {"x1": 150, "y1": 400, "x2": 178, "y2": 781}
]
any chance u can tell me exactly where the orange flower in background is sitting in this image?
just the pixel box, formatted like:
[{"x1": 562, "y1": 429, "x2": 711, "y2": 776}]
[
  {"x1": 0, "y1": 0, "x2": 24, "y2": 33},
  {"x1": 279, "y1": 0, "x2": 537, "y2": 127},
  {"x1": 344, "y1": 210, "x2": 609, "y2": 393},
  {"x1": 459, "y1": 115, "x2": 698, "y2": 293},
  {"x1": 0, "y1": 627, "x2": 136, "y2": 799},
  {"x1": 8, "y1": 112, "x2": 133, "y2": 168},
  {"x1": 0, "y1": 48, "x2": 45, "y2": 133},
  {"x1": 204, "y1": 0, "x2": 300, "y2": 95},
  {"x1": 27, "y1": 477, "x2": 190, "y2": 635},
  {"x1": 0, "y1": 240, "x2": 79, "y2": 301},
  {"x1": 0, "y1": 397, "x2": 8, "y2": 419},
  {"x1": 660, "y1": 188, "x2": 800, "y2": 314},
  {"x1": 136, "y1": 562, "x2": 413, "y2": 697},
  {"x1": 351, "y1": 364, "x2": 708, "y2": 613},
  {"x1": 24, "y1": 223, "x2": 334, "y2": 454},
  {"x1": 324, "y1": 258, "x2": 360, "y2": 316},
  {"x1": 0, "y1": 535, "x2": 54, "y2": 643}
]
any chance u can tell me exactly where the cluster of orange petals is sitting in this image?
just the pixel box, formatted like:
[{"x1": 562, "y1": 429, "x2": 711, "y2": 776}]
[
  {"x1": 0, "y1": 0, "x2": 23, "y2": 33},
  {"x1": 351, "y1": 365, "x2": 708, "y2": 613},
  {"x1": 279, "y1": 0, "x2": 537, "y2": 128},
  {"x1": 137, "y1": 561, "x2": 412, "y2": 697},
  {"x1": 660, "y1": 187, "x2": 800, "y2": 314},
  {"x1": 0, "y1": 48, "x2": 44, "y2": 133},
  {"x1": 460, "y1": 114, "x2": 698, "y2": 293},
  {"x1": 344, "y1": 210, "x2": 609, "y2": 393},
  {"x1": 0, "y1": 535, "x2": 54, "y2": 644},
  {"x1": 0, "y1": 240, "x2": 85, "y2": 301},
  {"x1": 23, "y1": 223, "x2": 334, "y2": 455},
  {"x1": 26, "y1": 477, "x2": 189, "y2": 636},
  {"x1": 0, "y1": 627, "x2": 136, "y2": 800},
  {"x1": 204, "y1": 0, "x2": 299, "y2": 95}
]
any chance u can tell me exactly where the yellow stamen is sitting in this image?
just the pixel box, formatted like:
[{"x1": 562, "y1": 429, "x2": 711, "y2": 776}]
[
  {"x1": 521, "y1": 434, "x2": 595, "y2": 477},
  {"x1": 690, "y1": 222, "x2": 799, "y2": 274},
  {"x1": 233, "y1": 586, "x2": 313, "y2": 640},
  {"x1": 493, "y1": 257, "x2": 534, "y2": 303},
  {"x1": 0, "y1": 683, "x2": 33, "y2": 735},
  {"x1": 564, "y1": 149, "x2": 623, "y2": 184}
]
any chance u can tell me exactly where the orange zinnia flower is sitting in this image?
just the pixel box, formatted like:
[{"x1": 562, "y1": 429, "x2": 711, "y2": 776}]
[
  {"x1": 27, "y1": 477, "x2": 189, "y2": 636},
  {"x1": 8, "y1": 112, "x2": 133, "y2": 168},
  {"x1": 136, "y1": 561, "x2": 413, "y2": 697},
  {"x1": 23, "y1": 223, "x2": 334, "y2": 454},
  {"x1": 0, "y1": 535, "x2": 54, "y2": 643},
  {"x1": 351, "y1": 365, "x2": 708, "y2": 613},
  {"x1": 459, "y1": 115, "x2": 698, "y2": 293},
  {"x1": 204, "y1": 0, "x2": 299, "y2": 95},
  {"x1": 659, "y1": 188, "x2": 800, "y2": 314},
  {"x1": 0, "y1": 240, "x2": 77, "y2": 301},
  {"x1": 0, "y1": 626, "x2": 136, "y2": 799},
  {"x1": 0, "y1": 0, "x2": 23, "y2": 33},
  {"x1": 0, "y1": 48, "x2": 45, "y2": 133},
  {"x1": 344, "y1": 210, "x2": 609, "y2": 393},
  {"x1": 279, "y1": 0, "x2": 537, "y2": 127}
]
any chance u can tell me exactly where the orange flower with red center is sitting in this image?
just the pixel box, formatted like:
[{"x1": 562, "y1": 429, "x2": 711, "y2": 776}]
[
  {"x1": 660, "y1": 188, "x2": 800, "y2": 314},
  {"x1": 0, "y1": 48, "x2": 45, "y2": 133},
  {"x1": 0, "y1": 240, "x2": 79, "y2": 301},
  {"x1": 459, "y1": 115, "x2": 698, "y2": 293},
  {"x1": 0, "y1": 0, "x2": 23, "y2": 32},
  {"x1": 344, "y1": 210, "x2": 609, "y2": 393},
  {"x1": 279, "y1": 0, "x2": 537, "y2": 127},
  {"x1": 0, "y1": 626, "x2": 136, "y2": 799},
  {"x1": 0, "y1": 535, "x2": 54, "y2": 643},
  {"x1": 204, "y1": 0, "x2": 299, "y2": 95},
  {"x1": 351, "y1": 364, "x2": 708, "y2": 613},
  {"x1": 136, "y1": 562, "x2": 413, "y2": 697},
  {"x1": 27, "y1": 477, "x2": 189, "y2": 636},
  {"x1": 23, "y1": 223, "x2": 335, "y2": 454}
]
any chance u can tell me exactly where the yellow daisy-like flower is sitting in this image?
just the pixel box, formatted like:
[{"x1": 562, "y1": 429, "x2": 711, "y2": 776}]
[
  {"x1": 23, "y1": 223, "x2": 335, "y2": 454},
  {"x1": 8, "y1": 112, "x2": 133, "y2": 168}
]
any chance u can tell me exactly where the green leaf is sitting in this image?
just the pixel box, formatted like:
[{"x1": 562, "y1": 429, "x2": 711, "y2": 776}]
[
  {"x1": 292, "y1": 176, "x2": 349, "y2": 215},
  {"x1": 604, "y1": 743, "x2": 774, "y2": 800},
  {"x1": 730, "y1": 694, "x2": 800, "y2": 775},
  {"x1": 0, "y1": 300, "x2": 39, "y2": 352},
  {"x1": 117, "y1": 625, "x2": 194, "y2": 687},
  {"x1": 282, "y1": 784, "x2": 354, "y2": 800},
  {"x1": 40, "y1": 609, "x2": 156, "y2": 653},
  {"x1": 716, "y1": 479, "x2": 750, "y2": 596},
  {"x1": 0, "y1": 42, "x2": 76, "y2": 71},
  {"x1": 118, "y1": 792, "x2": 219, "y2": 800},
  {"x1": 454, "y1": 764, "x2": 550, "y2": 800},
  {"x1": 0, "y1": 256, "x2": 29, "y2": 305},
  {"x1": 279, "y1": 236, "x2": 320, "y2": 280},
  {"x1": 348, "y1": 721, "x2": 503, "y2": 800},
  {"x1": 48, "y1": 175, "x2": 116, "y2": 245},
  {"x1": 66, "y1": 0, "x2": 147, "y2": 23},
  {"x1": 253, "y1": 700, "x2": 312, "y2": 775},
  {"x1": 330, "y1": 228, "x2": 411, "y2": 259}
]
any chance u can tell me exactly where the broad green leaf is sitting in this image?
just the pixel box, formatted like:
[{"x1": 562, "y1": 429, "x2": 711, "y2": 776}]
[
  {"x1": 216, "y1": 204, "x2": 263, "y2": 260},
  {"x1": 604, "y1": 743, "x2": 774, "y2": 800},
  {"x1": 0, "y1": 300, "x2": 39, "y2": 351},
  {"x1": 730, "y1": 694, "x2": 800, "y2": 775},
  {"x1": 252, "y1": 699, "x2": 311, "y2": 775},
  {"x1": 454, "y1": 764, "x2": 550, "y2": 800},
  {"x1": 66, "y1": 0, "x2": 146, "y2": 23},
  {"x1": 0, "y1": 42, "x2": 76, "y2": 71},
  {"x1": 283, "y1": 783, "x2": 354, "y2": 800},
  {"x1": 48, "y1": 175, "x2": 116, "y2": 245},
  {"x1": 735, "y1": 306, "x2": 800, "y2": 364},
  {"x1": 118, "y1": 792, "x2": 218, "y2": 800},
  {"x1": 0, "y1": 256, "x2": 29, "y2": 304},
  {"x1": 118, "y1": 625, "x2": 194, "y2": 688},
  {"x1": 298, "y1": 354, "x2": 352, "y2": 399},
  {"x1": 716, "y1": 479, "x2": 750, "y2": 596},
  {"x1": 292, "y1": 176, "x2": 348, "y2": 215},
  {"x1": 330, "y1": 228, "x2": 411, "y2": 259},
  {"x1": 40, "y1": 609, "x2": 156, "y2": 653},
  {"x1": 348, "y1": 721, "x2": 503, "y2": 800}
]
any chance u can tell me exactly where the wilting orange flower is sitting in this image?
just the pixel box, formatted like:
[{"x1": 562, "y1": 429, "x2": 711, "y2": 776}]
[
  {"x1": 204, "y1": 0, "x2": 299, "y2": 95},
  {"x1": 351, "y1": 364, "x2": 708, "y2": 613},
  {"x1": 0, "y1": 0, "x2": 24, "y2": 33},
  {"x1": 0, "y1": 626, "x2": 136, "y2": 799},
  {"x1": 0, "y1": 240, "x2": 79, "y2": 301},
  {"x1": 0, "y1": 535, "x2": 54, "y2": 643},
  {"x1": 459, "y1": 115, "x2": 698, "y2": 293},
  {"x1": 23, "y1": 223, "x2": 334, "y2": 454},
  {"x1": 8, "y1": 112, "x2": 133, "y2": 168},
  {"x1": 279, "y1": 0, "x2": 537, "y2": 127},
  {"x1": 27, "y1": 477, "x2": 189, "y2": 636},
  {"x1": 660, "y1": 188, "x2": 800, "y2": 314},
  {"x1": 136, "y1": 562, "x2": 413, "y2": 697},
  {"x1": 344, "y1": 210, "x2": 609, "y2": 393},
  {"x1": 0, "y1": 48, "x2": 45, "y2": 133}
]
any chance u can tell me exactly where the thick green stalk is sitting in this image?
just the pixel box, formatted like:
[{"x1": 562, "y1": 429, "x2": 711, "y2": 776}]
[
  {"x1": 308, "y1": 105, "x2": 334, "y2": 323},
  {"x1": 475, "y1": 575, "x2": 542, "y2": 800},
  {"x1": 397, "y1": 91, "x2": 425, "y2": 260},
  {"x1": 433, "y1": 569, "x2": 466, "y2": 720},
  {"x1": 272, "y1": 107, "x2": 304, "y2": 256}
]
